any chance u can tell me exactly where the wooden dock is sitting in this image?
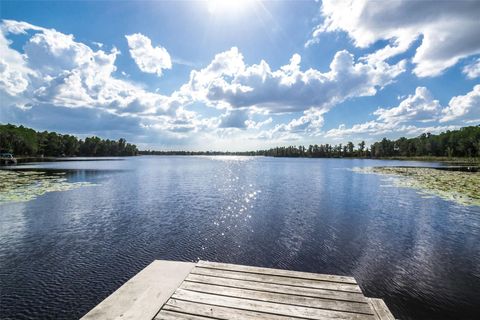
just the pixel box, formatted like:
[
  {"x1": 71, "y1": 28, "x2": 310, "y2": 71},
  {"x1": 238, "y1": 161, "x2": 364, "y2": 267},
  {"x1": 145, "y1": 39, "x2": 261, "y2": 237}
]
[{"x1": 82, "y1": 260, "x2": 395, "y2": 320}]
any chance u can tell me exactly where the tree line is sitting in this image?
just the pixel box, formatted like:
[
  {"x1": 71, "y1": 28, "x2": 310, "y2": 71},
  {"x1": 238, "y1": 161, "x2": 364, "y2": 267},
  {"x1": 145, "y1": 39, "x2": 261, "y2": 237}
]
[
  {"x1": 2, "y1": 123, "x2": 478, "y2": 159},
  {"x1": 141, "y1": 126, "x2": 480, "y2": 158},
  {"x1": 0, "y1": 124, "x2": 138, "y2": 157},
  {"x1": 369, "y1": 126, "x2": 480, "y2": 158}
]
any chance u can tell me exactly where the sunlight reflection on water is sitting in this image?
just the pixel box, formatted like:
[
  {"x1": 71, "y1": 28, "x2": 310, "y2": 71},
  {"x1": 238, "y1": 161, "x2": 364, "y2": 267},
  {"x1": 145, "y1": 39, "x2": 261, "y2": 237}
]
[{"x1": 200, "y1": 155, "x2": 257, "y2": 162}]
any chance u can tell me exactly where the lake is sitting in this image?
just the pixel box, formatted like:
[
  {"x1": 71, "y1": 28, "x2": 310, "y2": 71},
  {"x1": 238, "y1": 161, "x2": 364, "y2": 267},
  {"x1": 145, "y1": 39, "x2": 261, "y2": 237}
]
[{"x1": 0, "y1": 156, "x2": 479, "y2": 320}]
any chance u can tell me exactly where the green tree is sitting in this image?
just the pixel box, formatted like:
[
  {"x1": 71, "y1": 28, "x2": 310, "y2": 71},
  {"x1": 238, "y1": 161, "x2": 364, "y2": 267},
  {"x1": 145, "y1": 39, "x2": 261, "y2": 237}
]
[
  {"x1": 358, "y1": 141, "x2": 365, "y2": 157},
  {"x1": 346, "y1": 141, "x2": 354, "y2": 156}
]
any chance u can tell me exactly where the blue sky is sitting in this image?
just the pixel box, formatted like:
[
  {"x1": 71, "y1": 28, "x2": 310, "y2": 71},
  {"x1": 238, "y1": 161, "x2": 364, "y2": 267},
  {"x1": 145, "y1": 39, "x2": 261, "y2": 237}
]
[{"x1": 0, "y1": 0, "x2": 479, "y2": 150}]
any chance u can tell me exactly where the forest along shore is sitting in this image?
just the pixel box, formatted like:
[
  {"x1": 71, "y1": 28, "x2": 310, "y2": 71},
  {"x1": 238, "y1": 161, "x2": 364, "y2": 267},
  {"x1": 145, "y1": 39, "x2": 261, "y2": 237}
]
[
  {"x1": 140, "y1": 126, "x2": 480, "y2": 159},
  {"x1": 12, "y1": 157, "x2": 125, "y2": 164},
  {"x1": 0, "y1": 124, "x2": 138, "y2": 158}
]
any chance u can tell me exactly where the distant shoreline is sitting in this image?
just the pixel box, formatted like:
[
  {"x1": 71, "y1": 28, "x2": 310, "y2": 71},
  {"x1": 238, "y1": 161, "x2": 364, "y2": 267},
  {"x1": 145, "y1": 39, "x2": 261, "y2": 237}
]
[
  {"x1": 138, "y1": 153, "x2": 479, "y2": 164},
  {"x1": 13, "y1": 157, "x2": 126, "y2": 164},
  {"x1": 2, "y1": 155, "x2": 478, "y2": 168}
]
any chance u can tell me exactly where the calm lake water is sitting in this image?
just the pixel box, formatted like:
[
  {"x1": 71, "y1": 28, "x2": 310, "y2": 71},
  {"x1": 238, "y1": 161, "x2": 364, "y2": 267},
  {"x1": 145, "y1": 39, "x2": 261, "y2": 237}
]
[{"x1": 1, "y1": 156, "x2": 479, "y2": 320}]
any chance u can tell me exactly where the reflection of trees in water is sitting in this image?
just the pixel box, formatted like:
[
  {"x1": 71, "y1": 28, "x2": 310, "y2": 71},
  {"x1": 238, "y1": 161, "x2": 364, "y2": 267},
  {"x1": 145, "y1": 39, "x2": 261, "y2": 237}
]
[{"x1": 63, "y1": 169, "x2": 109, "y2": 182}]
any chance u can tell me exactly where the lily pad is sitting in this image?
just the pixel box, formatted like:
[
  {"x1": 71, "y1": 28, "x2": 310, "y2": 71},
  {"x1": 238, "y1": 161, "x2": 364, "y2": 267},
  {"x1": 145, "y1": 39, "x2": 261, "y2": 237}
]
[
  {"x1": 353, "y1": 166, "x2": 480, "y2": 207},
  {"x1": 0, "y1": 170, "x2": 96, "y2": 204}
]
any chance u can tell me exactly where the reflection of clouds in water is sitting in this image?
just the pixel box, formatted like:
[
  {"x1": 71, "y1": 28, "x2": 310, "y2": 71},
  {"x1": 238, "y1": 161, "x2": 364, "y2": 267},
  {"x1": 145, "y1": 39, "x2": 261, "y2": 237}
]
[{"x1": 351, "y1": 194, "x2": 480, "y2": 307}]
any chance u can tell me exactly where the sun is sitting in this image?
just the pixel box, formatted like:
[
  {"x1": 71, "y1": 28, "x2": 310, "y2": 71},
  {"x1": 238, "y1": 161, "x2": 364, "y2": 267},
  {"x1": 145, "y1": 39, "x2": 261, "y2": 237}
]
[{"x1": 207, "y1": 0, "x2": 254, "y2": 15}]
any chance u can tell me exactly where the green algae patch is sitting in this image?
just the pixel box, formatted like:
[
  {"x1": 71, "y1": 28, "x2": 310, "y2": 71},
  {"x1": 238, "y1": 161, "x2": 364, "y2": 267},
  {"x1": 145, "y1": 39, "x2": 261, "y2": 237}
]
[
  {"x1": 0, "y1": 170, "x2": 96, "y2": 204},
  {"x1": 354, "y1": 166, "x2": 480, "y2": 207}
]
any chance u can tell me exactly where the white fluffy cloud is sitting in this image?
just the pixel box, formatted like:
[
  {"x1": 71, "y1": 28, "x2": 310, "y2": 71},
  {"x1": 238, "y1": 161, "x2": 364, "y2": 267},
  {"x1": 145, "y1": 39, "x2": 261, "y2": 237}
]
[
  {"x1": 176, "y1": 46, "x2": 406, "y2": 140},
  {"x1": 0, "y1": 20, "x2": 198, "y2": 140},
  {"x1": 184, "y1": 47, "x2": 405, "y2": 114},
  {"x1": 326, "y1": 122, "x2": 460, "y2": 140},
  {"x1": 326, "y1": 86, "x2": 479, "y2": 139},
  {"x1": 374, "y1": 87, "x2": 441, "y2": 124},
  {"x1": 310, "y1": 0, "x2": 480, "y2": 78},
  {"x1": 256, "y1": 108, "x2": 326, "y2": 141},
  {"x1": 125, "y1": 33, "x2": 172, "y2": 76},
  {"x1": 0, "y1": 20, "x2": 181, "y2": 112},
  {"x1": 441, "y1": 85, "x2": 480, "y2": 123},
  {"x1": 180, "y1": 47, "x2": 246, "y2": 103},
  {"x1": 0, "y1": 25, "x2": 34, "y2": 96},
  {"x1": 463, "y1": 59, "x2": 480, "y2": 79}
]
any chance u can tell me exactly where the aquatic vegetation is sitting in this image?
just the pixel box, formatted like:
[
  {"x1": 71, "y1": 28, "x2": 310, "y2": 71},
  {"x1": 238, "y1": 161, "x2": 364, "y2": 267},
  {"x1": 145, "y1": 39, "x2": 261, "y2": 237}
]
[
  {"x1": 0, "y1": 170, "x2": 96, "y2": 204},
  {"x1": 354, "y1": 166, "x2": 480, "y2": 206}
]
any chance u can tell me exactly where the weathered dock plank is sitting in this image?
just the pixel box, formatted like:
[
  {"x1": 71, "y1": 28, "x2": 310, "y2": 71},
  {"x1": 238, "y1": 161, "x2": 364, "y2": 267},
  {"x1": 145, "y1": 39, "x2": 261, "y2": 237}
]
[
  {"x1": 197, "y1": 260, "x2": 357, "y2": 284},
  {"x1": 155, "y1": 309, "x2": 213, "y2": 320},
  {"x1": 83, "y1": 260, "x2": 396, "y2": 320},
  {"x1": 179, "y1": 281, "x2": 374, "y2": 314},
  {"x1": 368, "y1": 298, "x2": 396, "y2": 320},
  {"x1": 169, "y1": 288, "x2": 372, "y2": 320},
  {"x1": 160, "y1": 298, "x2": 299, "y2": 320},
  {"x1": 185, "y1": 273, "x2": 368, "y2": 303},
  {"x1": 81, "y1": 260, "x2": 195, "y2": 320},
  {"x1": 192, "y1": 266, "x2": 363, "y2": 293}
]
